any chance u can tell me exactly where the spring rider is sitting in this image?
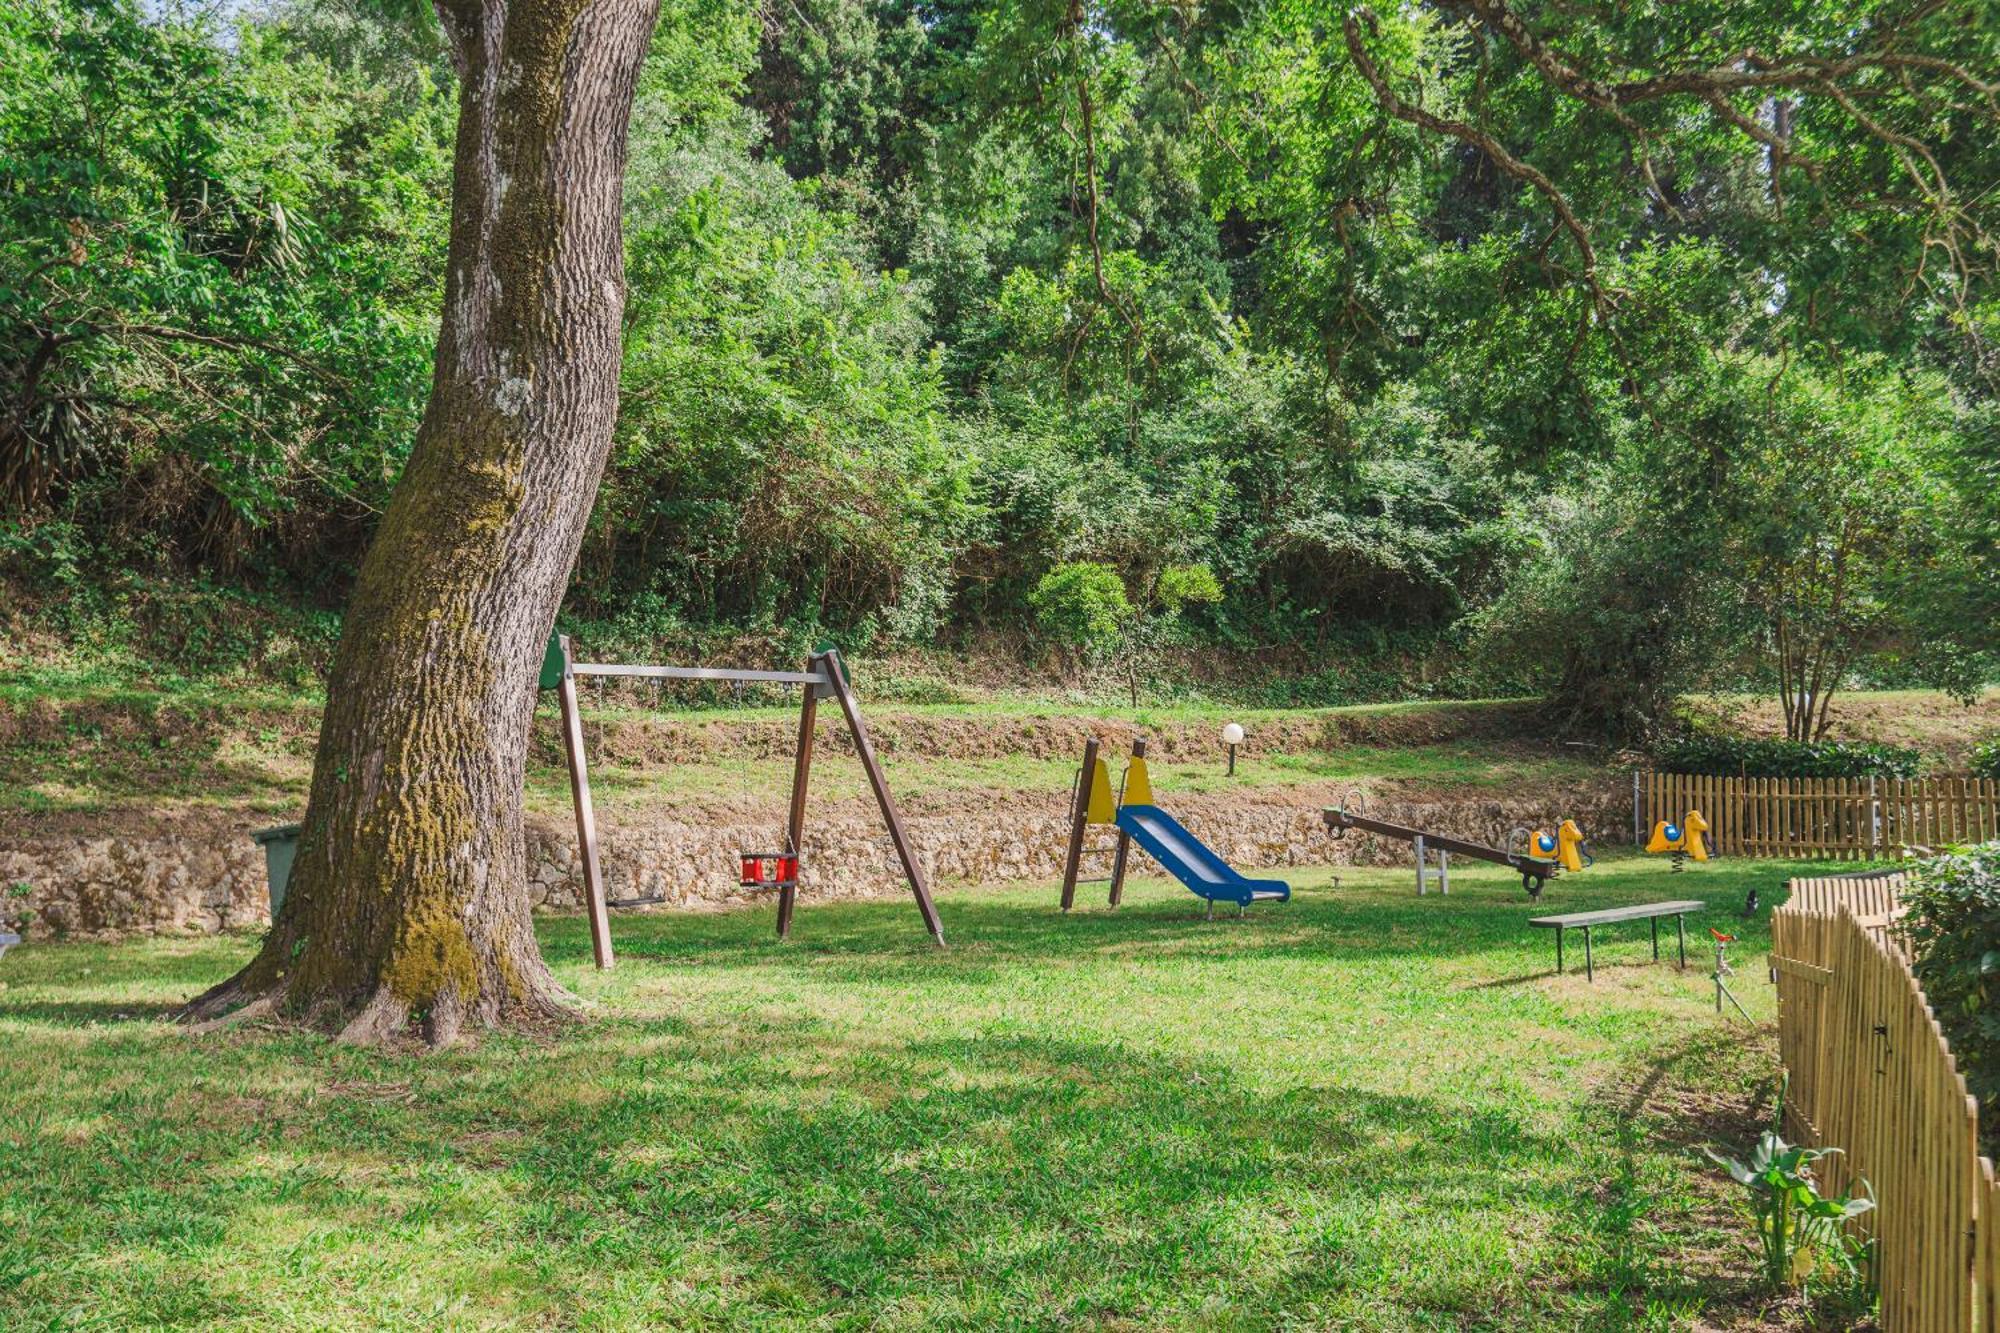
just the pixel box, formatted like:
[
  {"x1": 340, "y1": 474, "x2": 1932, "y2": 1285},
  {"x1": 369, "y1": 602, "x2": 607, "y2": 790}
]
[
  {"x1": 1646, "y1": 809, "x2": 1710, "y2": 871},
  {"x1": 1521, "y1": 818, "x2": 1592, "y2": 874}
]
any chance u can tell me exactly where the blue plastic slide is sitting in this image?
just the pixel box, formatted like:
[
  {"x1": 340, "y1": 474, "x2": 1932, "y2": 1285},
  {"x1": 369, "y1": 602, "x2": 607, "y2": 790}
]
[{"x1": 1113, "y1": 804, "x2": 1291, "y2": 907}]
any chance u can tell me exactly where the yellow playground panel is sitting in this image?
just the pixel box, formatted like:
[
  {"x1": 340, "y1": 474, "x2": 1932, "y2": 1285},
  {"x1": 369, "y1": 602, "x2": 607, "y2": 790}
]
[{"x1": 1084, "y1": 753, "x2": 1117, "y2": 825}]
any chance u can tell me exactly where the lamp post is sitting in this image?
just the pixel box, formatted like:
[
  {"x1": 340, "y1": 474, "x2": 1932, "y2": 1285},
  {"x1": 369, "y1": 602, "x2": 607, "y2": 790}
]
[{"x1": 1221, "y1": 722, "x2": 1244, "y2": 776}]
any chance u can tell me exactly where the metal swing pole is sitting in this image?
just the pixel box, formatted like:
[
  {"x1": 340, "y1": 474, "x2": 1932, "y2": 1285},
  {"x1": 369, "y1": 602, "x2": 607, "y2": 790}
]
[{"x1": 557, "y1": 640, "x2": 938, "y2": 948}]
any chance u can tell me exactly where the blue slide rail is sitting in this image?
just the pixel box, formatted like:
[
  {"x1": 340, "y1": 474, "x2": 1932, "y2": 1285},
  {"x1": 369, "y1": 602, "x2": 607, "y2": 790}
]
[{"x1": 1113, "y1": 804, "x2": 1291, "y2": 907}]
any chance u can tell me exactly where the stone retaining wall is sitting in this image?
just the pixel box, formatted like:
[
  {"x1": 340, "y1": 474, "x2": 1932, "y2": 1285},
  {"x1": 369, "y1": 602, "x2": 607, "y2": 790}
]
[{"x1": 2, "y1": 785, "x2": 1630, "y2": 940}]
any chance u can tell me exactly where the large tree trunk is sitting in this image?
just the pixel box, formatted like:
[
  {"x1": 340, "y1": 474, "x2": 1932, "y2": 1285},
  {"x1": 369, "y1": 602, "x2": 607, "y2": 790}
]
[{"x1": 183, "y1": 0, "x2": 659, "y2": 1045}]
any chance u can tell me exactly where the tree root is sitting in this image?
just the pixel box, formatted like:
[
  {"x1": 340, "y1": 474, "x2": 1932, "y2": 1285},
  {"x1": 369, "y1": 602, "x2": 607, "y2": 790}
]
[
  {"x1": 181, "y1": 971, "x2": 581, "y2": 1049},
  {"x1": 180, "y1": 937, "x2": 583, "y2": 1049},
  {"x1": 183, "y1": 993, "x2": 281, "y2": 1035},
  {"x1": 336, "y1": 987, "x2": 412, "y2": 1045},
  {"x1": 178, "y1": 969, "x2": 283, "y2": 1027}
]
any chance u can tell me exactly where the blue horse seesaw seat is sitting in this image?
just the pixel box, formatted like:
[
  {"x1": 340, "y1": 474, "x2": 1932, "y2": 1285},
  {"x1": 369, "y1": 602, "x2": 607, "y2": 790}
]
[{"x1": 1114, "y1": 804, "x2": 1291, "y2": 907}]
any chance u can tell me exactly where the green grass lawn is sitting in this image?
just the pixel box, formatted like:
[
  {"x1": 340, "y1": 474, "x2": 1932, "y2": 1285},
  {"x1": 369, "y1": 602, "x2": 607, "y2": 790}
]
[
  {"x1": 0, "y1": 730, "x2": 1597, "y2": 819},
  {"x1": 547, "y1": 743, "x2": 1600, "y2": 814},
  {"x1": 0, "y1": 690, "x2": 1590, "y2": 818},
  {"x1": 0, "y1": 856, "x2": 1838, "y2": 1330},
  {"x1": 8, "y1": 679, "x2": 1987, "y2": 821}
]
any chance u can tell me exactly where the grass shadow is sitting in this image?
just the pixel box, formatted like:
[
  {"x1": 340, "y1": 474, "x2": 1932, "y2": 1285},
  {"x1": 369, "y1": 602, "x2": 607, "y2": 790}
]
[{"x1": 542, "y1": 859, "x2": 1798, "y2": 999}]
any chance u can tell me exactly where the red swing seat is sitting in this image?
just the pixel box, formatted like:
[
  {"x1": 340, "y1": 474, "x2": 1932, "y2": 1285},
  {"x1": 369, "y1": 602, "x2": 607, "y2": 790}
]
[{"x1": 739, "y1": 852, "x2": 799, "y2": 890}]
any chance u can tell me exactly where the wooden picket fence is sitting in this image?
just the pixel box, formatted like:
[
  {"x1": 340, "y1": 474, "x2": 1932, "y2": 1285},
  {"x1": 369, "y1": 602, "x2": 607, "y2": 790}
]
[
  {"x1": 1642, "y1": 772, "x2": 2000, "y2": 860},
  {"x1": 1771, "y1": 873, "x2": 1995, "y2": 1330}
]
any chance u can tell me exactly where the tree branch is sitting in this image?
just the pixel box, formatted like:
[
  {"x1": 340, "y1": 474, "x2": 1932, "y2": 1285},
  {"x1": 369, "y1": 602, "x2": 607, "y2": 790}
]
[
  {"x1": 88, "y1": 322, "x2": 347, "y2": 384},
  {"x1": 1342, "y1": 9, "x2": 1615, "y2": 315}
]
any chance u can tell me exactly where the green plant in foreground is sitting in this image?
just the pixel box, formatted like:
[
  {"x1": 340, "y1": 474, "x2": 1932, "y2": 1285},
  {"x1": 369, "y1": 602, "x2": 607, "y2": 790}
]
[{"x1": 1704, "y1": 1130, "x2": 1874, "y2": 1292}]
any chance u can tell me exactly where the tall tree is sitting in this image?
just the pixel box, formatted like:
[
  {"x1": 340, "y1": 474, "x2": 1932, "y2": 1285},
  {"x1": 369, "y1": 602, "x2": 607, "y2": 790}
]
[{"x1": 183, "y1": 0, "x2": 660, "y2": 1045}]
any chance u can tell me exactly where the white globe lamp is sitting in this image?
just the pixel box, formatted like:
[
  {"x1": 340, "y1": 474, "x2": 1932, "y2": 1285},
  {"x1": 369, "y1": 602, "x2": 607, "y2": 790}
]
[{"x1": 1221, "y1": 722, "x2": 1245, "y2": 775}]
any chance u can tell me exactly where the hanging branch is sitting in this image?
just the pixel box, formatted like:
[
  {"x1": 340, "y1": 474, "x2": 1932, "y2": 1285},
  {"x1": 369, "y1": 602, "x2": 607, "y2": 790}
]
[
  {"x1": 1451, "y1": 0, "x2": 1998, "y2": 307},
  {"x1": 1060, "y1": 0, "x2": 1157, "y2": 401},
  {"x1": 1342, "y1": 9, "x2": 1616, "y2": 316}
]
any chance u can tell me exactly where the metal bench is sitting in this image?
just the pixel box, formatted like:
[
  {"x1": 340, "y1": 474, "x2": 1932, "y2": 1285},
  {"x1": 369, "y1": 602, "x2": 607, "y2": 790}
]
[{"x1": 1528, "y1": 900, "x2": 1705, "y2": 981}]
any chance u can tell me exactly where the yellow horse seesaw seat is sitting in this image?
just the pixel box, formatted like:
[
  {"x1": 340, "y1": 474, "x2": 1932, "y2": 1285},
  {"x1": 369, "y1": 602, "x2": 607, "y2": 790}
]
[
  {"x1": 1519, "y1": 819, "x2": 1591, "y2": 874},
  {"x1": 1645, "y1": 810, "x2": 1711, "y2": 871}
]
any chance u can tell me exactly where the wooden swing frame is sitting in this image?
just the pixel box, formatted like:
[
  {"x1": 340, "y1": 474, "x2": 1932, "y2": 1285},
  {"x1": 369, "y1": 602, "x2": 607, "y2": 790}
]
[{"x1": 546, "y1": 635, "x2": 944, "y2": 968}]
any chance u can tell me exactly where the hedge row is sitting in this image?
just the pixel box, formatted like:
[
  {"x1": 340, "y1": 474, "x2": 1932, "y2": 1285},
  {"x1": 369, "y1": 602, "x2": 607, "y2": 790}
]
[
  {"x1": 1901, "y1": 844, "x2": 2000, "y2": 1154},
  {"x1": 1973, "y1": 740, "x2": 2000, "y2": 781},
  {"x1": 1653, "y1": 735, "x2": 1923, "y2": 779}
]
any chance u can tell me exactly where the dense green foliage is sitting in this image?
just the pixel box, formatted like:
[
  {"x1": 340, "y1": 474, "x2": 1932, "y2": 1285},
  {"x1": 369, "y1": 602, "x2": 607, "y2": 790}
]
[
  {"x1": 4, "y1": 0, "x2": 1998, "y2": 728},
  {"x1": 1027, "y1": 561, "x2": 1130, "y2": 663},
  {"x1": 1653, "y1": 735, "x2": 1923, "y2": 780},
  {"x1": 1975, "y1": 740, "x2": 2000, "y2": 782},
  {"x1": 0, "y1": 0, "x2": 445, "y2": 554},
  {"x1": 1900, "y1": 844, "x2": 2000, "y2": 1151}
]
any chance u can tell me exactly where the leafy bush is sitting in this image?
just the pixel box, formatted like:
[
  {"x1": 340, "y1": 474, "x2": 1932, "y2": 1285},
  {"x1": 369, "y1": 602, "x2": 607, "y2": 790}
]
[
  {"x1": 1704, "y1": 1128, "x2": 1873, "y2": 1292},
  {"x1": 1029, "y1": 562, "x2": 1131, "y2": 662},
  {"x1": 1899, "y1": 843, "x2": 2000, "y2": 1149},
  {"x1": 1153, "y1": 563, "x2": 1224, "y2": 614},
  {"x1": 1972, "y1": 739, "x2": 2000, "y2": 781},
  {"x1": 1653, "y1": 735, "x2": 1922, "y2": 779},
  {"x1": 1470, "y1": 461, "x2": 1736, "y2": 743},
  {"x1": 3, "y1": 881, "x2": 32, "y2": 939}
]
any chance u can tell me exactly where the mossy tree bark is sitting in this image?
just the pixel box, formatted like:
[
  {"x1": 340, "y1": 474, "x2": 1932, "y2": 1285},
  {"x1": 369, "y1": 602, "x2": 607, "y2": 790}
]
[{"x1": 182, "y1": 0, "x2": 659, "y2": 1045}]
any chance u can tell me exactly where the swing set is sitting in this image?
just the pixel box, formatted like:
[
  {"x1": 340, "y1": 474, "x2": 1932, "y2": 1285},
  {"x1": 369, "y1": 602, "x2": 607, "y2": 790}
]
[{"x1": 540, "y1": 634, "x2": 944, "y2": 968}]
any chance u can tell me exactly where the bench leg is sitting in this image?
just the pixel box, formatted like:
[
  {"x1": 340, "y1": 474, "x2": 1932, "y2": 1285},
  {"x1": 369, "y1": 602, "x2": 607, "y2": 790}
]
[
  {"x1": 1676, "y1": 915, "x2": 1686, "y2": 969},
  {"x1": 1555, "y1": 927, "x2": 1563, "y2": 975},
  {"x1": 1651, "y1": 916, "x2": 1659, "y2": 962},
  {"x1": 1584, "y1": 926, "x2": 1593, "y2": 983}
]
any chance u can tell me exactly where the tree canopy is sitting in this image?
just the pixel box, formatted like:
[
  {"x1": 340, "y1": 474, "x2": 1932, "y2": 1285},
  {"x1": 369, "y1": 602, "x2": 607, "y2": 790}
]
[{"x1": 5, "y1": 0, "x2": 1997, "y2": 734}]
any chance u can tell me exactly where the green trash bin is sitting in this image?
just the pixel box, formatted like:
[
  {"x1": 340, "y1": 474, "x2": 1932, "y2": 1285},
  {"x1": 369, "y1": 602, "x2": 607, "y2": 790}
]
[
  {"x1": 539, "y1": 632, "x2": 567, "y2": 691},
  {"x1": 253, "y1": 824, "x2": 303, "y2": 915}
]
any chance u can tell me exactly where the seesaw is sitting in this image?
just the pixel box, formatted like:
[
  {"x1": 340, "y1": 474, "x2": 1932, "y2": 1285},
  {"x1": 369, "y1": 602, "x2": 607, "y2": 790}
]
[{"x1": 1322, "y1": 793, "x2": 1569, "y2": 899}]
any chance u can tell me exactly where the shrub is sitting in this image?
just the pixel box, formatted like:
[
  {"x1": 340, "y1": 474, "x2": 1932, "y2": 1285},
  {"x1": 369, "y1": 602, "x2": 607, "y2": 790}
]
[
  {"x1": 1029, "y1": 562, "x2": 1131, "y2": 662},
  {"x1": 1153, "y1": 563, "x2": 1224, "y2": 614},
  {"x1": 3, "y1": 881, "x2": 31, "y2": 938},
  {"x1": 1653, "y1": 735, "x2": 1921, "y2": 780},
  {"x1": 1704, "y1": 1128, "x2": 1873, "y2": 1292},
  {"x1": 1899, "y1": 843, "x2": 2000, "y2": 1151},
  {"x1": 1972, "y1": 739, "x2": 2000, "y2": 781}
]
